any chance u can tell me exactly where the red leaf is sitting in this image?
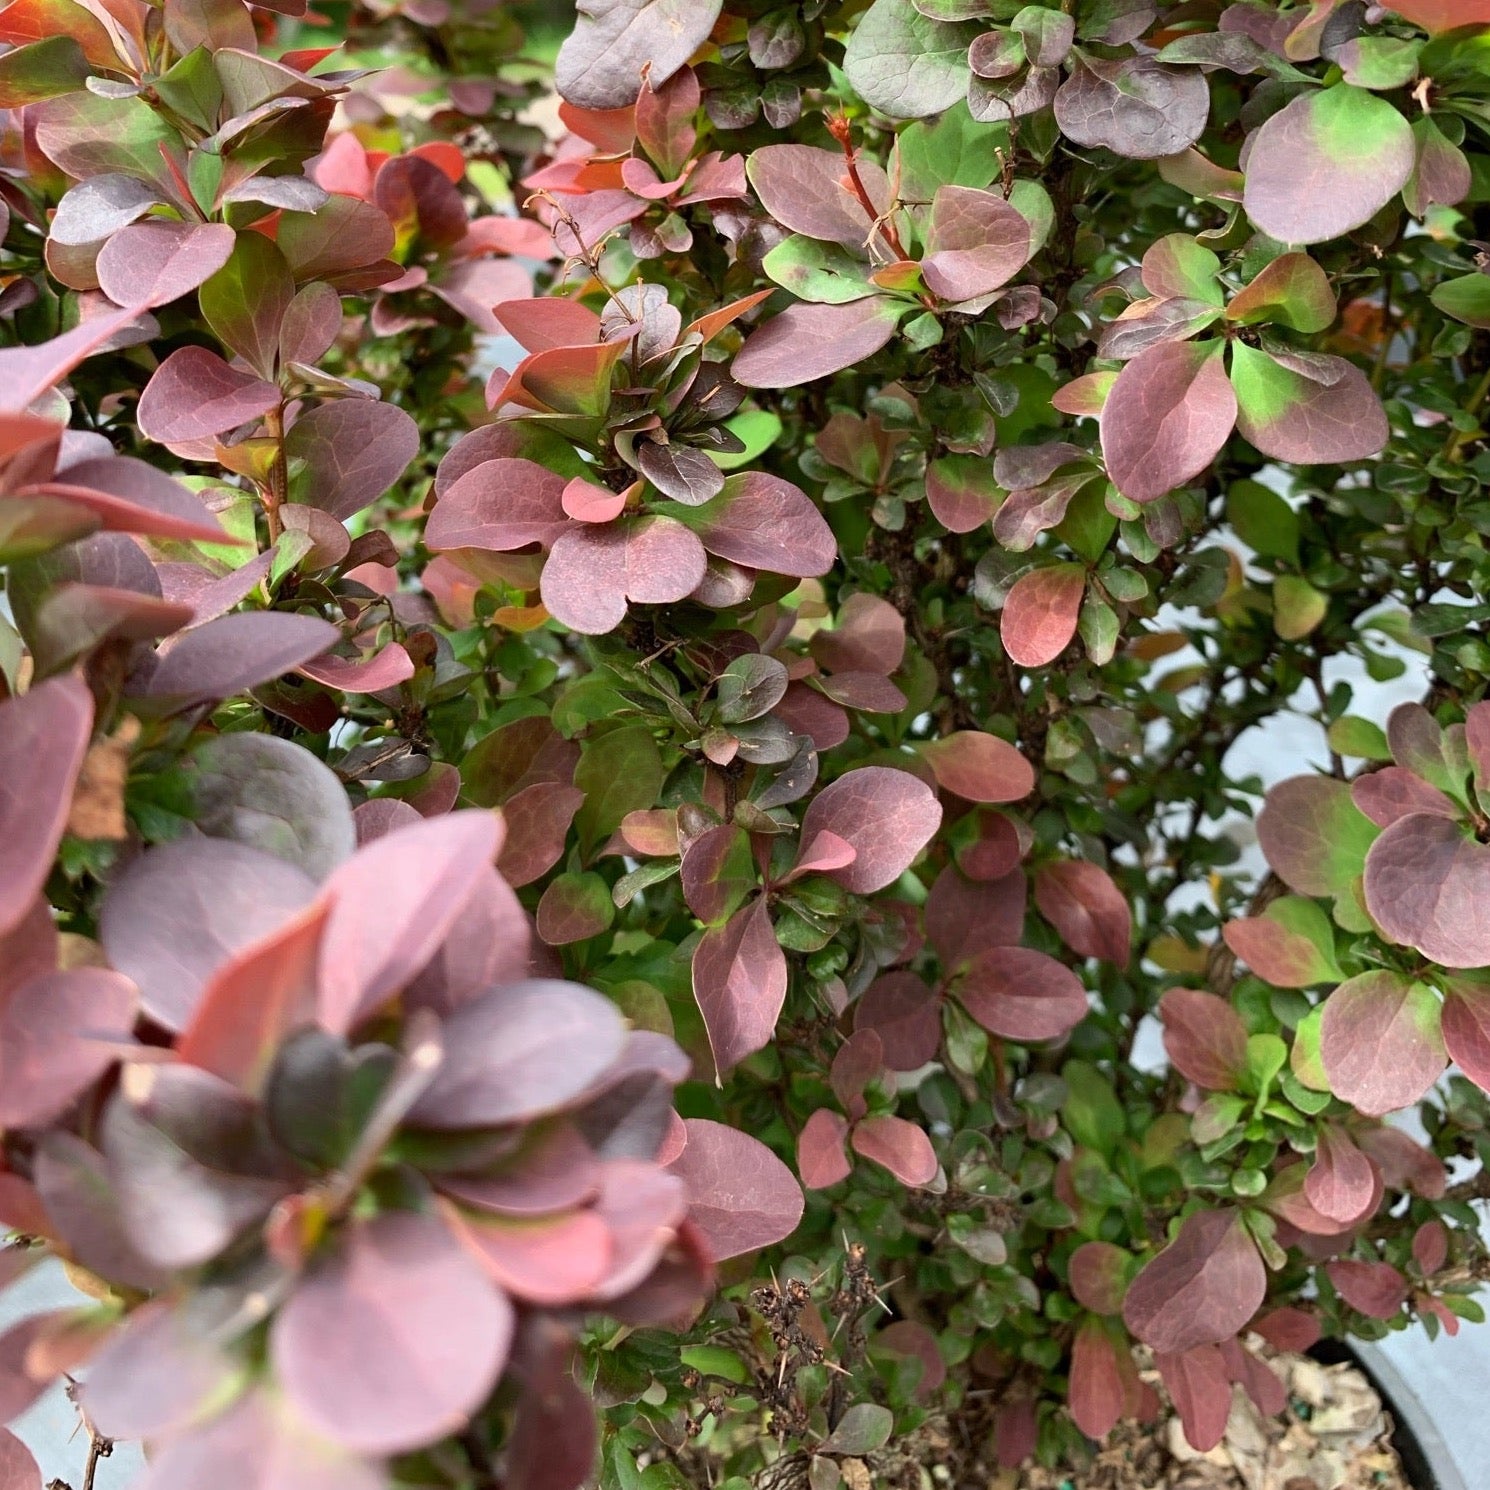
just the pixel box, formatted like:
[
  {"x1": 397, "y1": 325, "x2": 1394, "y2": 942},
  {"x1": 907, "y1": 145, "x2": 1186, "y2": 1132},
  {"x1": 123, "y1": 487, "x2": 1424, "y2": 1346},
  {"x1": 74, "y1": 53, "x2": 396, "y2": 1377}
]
[
  {"x1": 1363, "y1": 813, "x2": 1490, "y2": 968},
  {"x1": 666, "y1": 1117, "x2": 803, "y2": 1260},
  {"x1": 957, "y1": 946, "x2": 1089, "y2": 1042},
  {"x1": 1319, "y1": 971, "x2": 1446, "y2": 1116},
  {"x1": 919, "y1": 730, "x2": 1035, "y2": 803},
  {"x1": 797, "y1": 1108, "x2": 852, "y2": 1189},
  {"x1": 1305, "y1": 1125, "x2": 1378, "y2": 1226},
  {"x1": 925, "y1": 865, "x2": 1027, "y2": 969},
  {"x1": 271, "y1": 1211, "x2": 513, "y2": 1455},
  {"x1": 829, "y1": 1029, "x2": 883, "y2": 1115},
  {"x1": 1414, "y1": 1220, "x2": 1449, "y2": 1275},
  {"x1": 920, "y1": 186, "x2": 1031, "y2": 302},
  {"x1": 1121, "y1": 1209, "x2": 1265, "y2": 1354},
  {"x1": 850, "y1": 1115, "x2": 938, "y2": 1187},
  {"x1": 1327, "y1": 1259, "x2": 1408, "y2": 1319},
  {"x1": 1250, "y1": 1307, "x2": 1320, "y2": 1354},
  {"x1": 424, "y1": 458, "x2": 569, "y2": 553},
  {"x1": 1001, "y1": 563, "x2": 1085, "y2": 667},
  {"x1": 809, "y1": 592, "x2": 905, "y2": 676},
  {"x1": 798, "y1": 766, "x2": 942, "y2": 895},
  {"x1": 443, "y1": 1203, "x2": 612, "y2": 1305},
  {"x1": 1155, "y1": 1345, "x2": 1231, "y2": 1453},
  {"x1": 691, "y1": 897, "x2": 788, "y2": 1075},
  {"x1": 1100, "y1": 339, "x2": 1235, "y2": 502},
  {"x1": 1034, "y1": 860, "x2": 1131, "y2": 963},
  {"x1": 0, "y1": 674, "x2": 91, "y2": 939},
  {"x1": 541, "y1": 515, "x2": 708, "y2": 635},
  {"x1": 1069, "y1": 1319, "x2": 1127, "y2": 1440},
  {"x1": 1158, "y1": 989, "x2": 1248, "y2": 1091}
]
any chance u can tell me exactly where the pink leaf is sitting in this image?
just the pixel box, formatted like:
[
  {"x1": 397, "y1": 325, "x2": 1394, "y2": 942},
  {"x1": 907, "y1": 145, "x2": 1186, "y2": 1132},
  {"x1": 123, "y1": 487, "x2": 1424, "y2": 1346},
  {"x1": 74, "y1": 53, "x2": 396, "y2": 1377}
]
[
  {"x1": 1001, "y1": 563, "x2": 1085, "y2": 667},
  {"x1": 797, "y1": 766, "x2": 942, "y2": 895},
  {"x1": 851, "y1": 1115, "x2": 937, "y2": 1187},
  {"x1": 733, "y1": 297, "x2": 904, "y2": 389},
  {"x1": 1158, "y1": 989, "x2": 1248, "y2": 1091},
  {"x1": 809, "y1": 592, "x2": 905, "y2": 676},
  {"x1": 1351, "y1": 766, "x2": 1459, "y2": 829},
  {"x1": 271, "y1": 1211, "x2": 514, "y2": 1456},
  {"x1": 0, "y1": 1430, "x2": 39, "y2": 1490},
  {"x1": 1363, "y1": 813, "x2": 1490, "y2": 968},
  {"x1": 797, "y1": 1108, "x2": 852, "y2": 1190},
  {"x1": 920, "y1": 186, "x2": 1031, "y2": 302},
  {"x1": 957, "y1": 947, "x2": 1089, "y2": 1042},
  {"x1": 541, "y1": 515, "x2": 708, "y2": 635},
  {"x1": 1121, "y1": 1209, "x2": 1265, "y2": 1354},
  {"x1": 745, "y1": 143, "x2": 886, "y2": 247},
  {"x1": 0, "y1": 675, "x2": 92, "y2": 938},
  {"x1": 424, "y1": 458, "x2": 569, "y2": 553},
  {"x1": 919, "y1": 730, "x2": 1035, "y2": 804},
  {"x1": 1441, "y1": 974, "x2": 1490, "y2": 1092},
  {"x1": 1319, "y1": 971, "x2": 1446, "y2": 1116},
  {"x1": 666, "y1": 1118, "x2": 804, "y2": 1260},
  {"x1": 95, "y1": 221, "x2": 236, "y2": 309},
  {"x1": 1304, "y1": 1125, "x2": 1378, "y2": 1226},
  {"x1": 691, "y1": 897, "x2": 787, "y2": 1075},
  {"x1": 1100, "y1": 339, "x2": 1236, "y2": 502},
  {"x1": 1034, "y1": 860, "x2": 1131, "y2": 963},
  {"x1": 136, "y1": 347, "x2": 280, "y2": 444},
  {"x1": 688, "y1": 471, "x2": 836, "y2": 578},
  {"x1": 1155, "y1": 1345, "x2": 1231, "y2": 1453},
  {"x1": 1069, "y1": 1319, "x2": 1127, "y2": 1440},
  {"x1": 443, "y1": 1203, "x2": 612, "y2": 1305},
  {"x1": 1327, "y1": 1259, "x2": 1408, "y2": 1319}
]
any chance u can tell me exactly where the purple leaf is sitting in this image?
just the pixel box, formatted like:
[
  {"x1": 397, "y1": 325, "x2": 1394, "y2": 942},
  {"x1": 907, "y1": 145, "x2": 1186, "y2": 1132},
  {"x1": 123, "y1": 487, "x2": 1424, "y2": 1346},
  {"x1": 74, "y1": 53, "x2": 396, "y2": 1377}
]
[
  {"x1": 926, "y1": 865, "x2": 1027, "y2": 969},
  {"x1": 94, "y1": 221, "x2": 236, "y2": 310},
  {"x1": 1305, "y1": 1125, "x2": 1377, "y2": 1225},
  {"x1": 1256, "y1": 775, "x2": 1378, "y2": 896},
  {"x1": 1230, "y1": 344, "x2": 1388, "y2": 465},
  {"x1": 957, "y1": 946, "x2": 1089, "y2": 1041},
  {"x1": 920, "y1": 186, "x2": 1031, "y2": 302},
  {"x1": 1326, "y1": 1259, "x2": 1408, "y2": 1319},
  {"x1": 1242, "y1": 84, "x2": 1414, "y2": 246},
  {"x1": 271, "y1": 1211, "x2": 513, "y2": 1456},
  {"x1": 692, "y1": 896, "x2": 787, "y2": 1076},
  {"x1": 1319, "y1": 971, "x2": 1446, "y2": 1116},
  {"x1": 854, "y1": 971, "x2": 942, "y2": 1072},
  {"x1": 850, "y1": 1115, "x2": 937, "y2": 1186},
  {"x1": 139, "y1": 612, "x2": 339, "y2": 706},
  {"x1": 0, "y1": 968, "x2": 136, "y2": 1127},
  {"x1": 317, "y1": 810, "x2": 502, "y2": 1034},
  {"x1": 435, "y1": 1123, "x2": 599, "y2": 1218},
  {"x1": 797, "y1": 766, "x2": 941, "y2": 894},
  {"x1": 411, "y1": 980, "x2": 627, "y2": 1128},
  {"x1": 1441, "y1": 975, "x2": 1490, "y2": 1092},
  {"x1": 555, "y1": 0, "x2": 723, "y2": 110},
  {"x1": 443, "y1": 1203, "x2": 612, "y2": 1305},
  {"x1": 424, "y1": 458, "x2": 569, "y2": 553},
  {"x1": 0, "y1": 301, "x2": 156, "y2": 413},
  {"x1": 733, "y1": 297, "x2": 904, "y2": 389},
  {"x1": 1351, "y1": 766, "x2": 1459, "y2": 828},
  {"x1": 1034, "y1": 860, "x2": 1131, "y2": 963},
  {"x1": 1121, "y1": 1209, "x2": 1265, "y2": 1354},
  {"x1": 666, "y1": 1117, "x2": 803, "y2": 1260},
  {"x1": 1069, "y1": 1319, "x2": 1127, "y2": 1440},
  {"x1": 685, "y1": 471, "x2": 836, "y2": 578},
  {"x1": 0, "y1": 1430, "x2": 38, "y2": 1490},
  {"x1": 1100, "y1": 339, "x2": 1236, "y2": 502},
  {"x1": 1155, "y1": 1346, "x2": 1231, "y2": 1453},
  {"x1": 27, "y1": 456, "x2": 228, "y2": 543},
  {"x1": 1054, "y1": 56, "x2": 1209, "y2": 159},
  {"x1": 129, "y1": 1390, "x2": 385, "y2": 1490},
  {"x1": 285, "y1": 400, "x2": 420, "y2": 521},
  {"x1": 1362, "y1": 812, "x2": 1490, "y2": 968},
  {"x1": 1159, "y1": 989, "x2": 1248, "y2": 1091},
  {"x1": 746, "y1": 143, "x2": 888, "y2": 246},
  {"x1": 0, "y1": 674, "x2": 92, "y2": 938},
  {"x1": 99, "y1": 838, "x2": 318, "y2": 1030},
  {"x1": 136, "y1": 347, "x2": 280, "y2": 444},
  {"x1": 540, "y1": 515, "x2": 708, "y2": 635}
]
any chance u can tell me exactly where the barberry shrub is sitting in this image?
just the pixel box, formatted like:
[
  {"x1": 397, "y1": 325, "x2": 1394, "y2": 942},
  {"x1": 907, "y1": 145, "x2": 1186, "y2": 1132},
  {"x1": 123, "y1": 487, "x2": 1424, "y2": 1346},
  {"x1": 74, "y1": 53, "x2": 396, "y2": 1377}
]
[{"x1": 3, "y1": 0, "x2": 1490, "y2": 1484}]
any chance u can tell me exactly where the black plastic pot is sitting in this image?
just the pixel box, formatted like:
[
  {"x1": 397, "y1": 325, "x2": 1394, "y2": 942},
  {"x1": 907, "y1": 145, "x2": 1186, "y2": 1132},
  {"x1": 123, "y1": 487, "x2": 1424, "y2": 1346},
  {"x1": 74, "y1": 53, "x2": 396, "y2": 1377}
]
[{"x1": 1311, "y1": 1341, "x2": 1469, "y2": 1490}]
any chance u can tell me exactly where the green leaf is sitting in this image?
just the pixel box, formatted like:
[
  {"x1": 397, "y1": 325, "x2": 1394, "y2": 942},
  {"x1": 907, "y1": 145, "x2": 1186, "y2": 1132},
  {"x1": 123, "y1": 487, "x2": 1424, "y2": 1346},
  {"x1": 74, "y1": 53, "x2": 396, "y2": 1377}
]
[
  {"x1": 0, "y1": 36, "x2": 88, "y2": 108},
  {"x1": 842, "y1": 0, "x2": 980, "y2": 119},
  {"x1": 820, "y1": 1402, "x2": 894, "y2": 1455},
  {"x1": 1078, "y1": 596, "x2": 1119, "y2": 664},
  {"x1": 1273, "y1": 574, "x2": 1327, "y2": 640},
  {"x1": 762, "y1": 236, "x2": 878, "y2": 305},
  {"x1": 713, "y1": 409, "x2": 782, "y2": 471},
  {"x1": 1327, "y1": 715, "x2": 1391, "y2": 760},
  {"x1": 1062, "y1": 1059, "x2": 1125, "y2": 1154},
  {"x1": 199, "y1": 231, "x2": 295, "y2": 381},
  {"x1": 574, "y1": 724, "x2": 664, "y2": 850},
  {"x1": 153, "y1": 45, "x2": 225, "y2": 135},
  {"x1": 1432, "y1": 273, "x2": 1490, "y2": 330},
  {"x1": 1227, "y1": 479, "x2": 1299, "y2": 563},
  {"x1": 893, "y1": 102, "x2": 1003, "y2": 201},
  {"x1": 1290, "y1": 1007, "x2": 1330, "y2": 1091},
  {"x1": 680, "y1": 1345, "x2": 750, "y2": 1384},
  {"x1": 1340, "y1": 35, "x2": 1420, "y2": 91},
  {"x1": 1054, "y1": 481, "x2": 1117, "y2": 564}
]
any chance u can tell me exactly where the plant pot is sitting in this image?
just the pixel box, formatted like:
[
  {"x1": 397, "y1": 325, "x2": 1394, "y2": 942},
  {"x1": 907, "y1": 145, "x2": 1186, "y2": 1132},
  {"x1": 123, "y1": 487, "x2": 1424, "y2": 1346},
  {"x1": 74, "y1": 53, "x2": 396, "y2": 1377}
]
[{"x1": 1312, "y1": 1341, "x2": 1469, "y2": 1490}]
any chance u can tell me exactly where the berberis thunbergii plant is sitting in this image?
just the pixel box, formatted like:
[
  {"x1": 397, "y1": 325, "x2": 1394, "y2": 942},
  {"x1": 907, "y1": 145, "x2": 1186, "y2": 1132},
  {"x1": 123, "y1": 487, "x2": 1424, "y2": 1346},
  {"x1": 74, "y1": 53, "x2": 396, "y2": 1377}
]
[{"x1": 3, "y1": 0, "x2": 1490, "y2": 1484}]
